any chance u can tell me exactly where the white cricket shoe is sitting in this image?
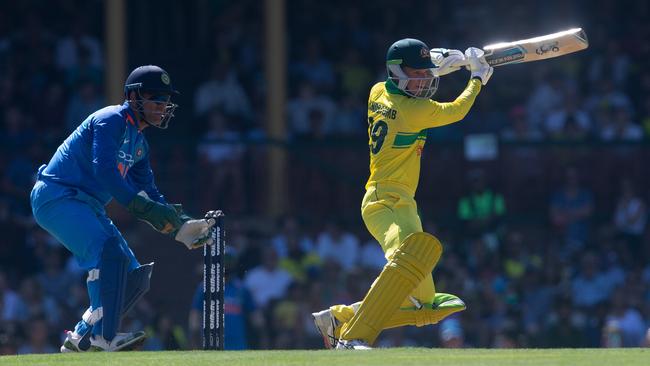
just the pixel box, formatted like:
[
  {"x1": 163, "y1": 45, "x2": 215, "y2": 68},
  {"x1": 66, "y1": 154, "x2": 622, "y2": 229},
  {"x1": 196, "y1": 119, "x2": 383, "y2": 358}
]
[
  {"x1": 60, "y1": 330, "x2": 91, "y2": 353},
  {"x1": 336, "y1": 339, "x2": 372, "y2": 350},
  {"x1": 312, "y1": 308, "x2": 339, "y2": 349},
  {"x1": 88, "y1": 331, "x2": 146, "y2": 352}
]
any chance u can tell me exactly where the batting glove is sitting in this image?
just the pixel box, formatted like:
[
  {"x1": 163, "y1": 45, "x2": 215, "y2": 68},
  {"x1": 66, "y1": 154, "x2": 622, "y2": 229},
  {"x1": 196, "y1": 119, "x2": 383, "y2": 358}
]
[
  {"x1": 464, "y1": 47, "x2": 493, "y2": 85},
  {"x1": 430, "y1": 48, "x2": 466, "y2": 77}
]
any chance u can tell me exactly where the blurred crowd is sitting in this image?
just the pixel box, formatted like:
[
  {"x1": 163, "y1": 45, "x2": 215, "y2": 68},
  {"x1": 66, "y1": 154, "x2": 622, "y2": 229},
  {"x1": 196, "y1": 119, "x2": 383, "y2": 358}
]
[{"x1": 2, "y1": 0, "x2": 650, "y2": 354}]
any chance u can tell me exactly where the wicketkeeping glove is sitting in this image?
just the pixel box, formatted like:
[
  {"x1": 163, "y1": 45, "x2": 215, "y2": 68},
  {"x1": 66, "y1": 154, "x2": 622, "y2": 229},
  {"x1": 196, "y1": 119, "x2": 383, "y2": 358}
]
[
  {"x1": 127, "y1": 195, "x2": 183, "y2": 234},
  {"x1": 171, "y1": 207, "x2": 219, "y2": 250},
  {"x1": 430, "y1": 48, "x2": 467, "y2": 77}
]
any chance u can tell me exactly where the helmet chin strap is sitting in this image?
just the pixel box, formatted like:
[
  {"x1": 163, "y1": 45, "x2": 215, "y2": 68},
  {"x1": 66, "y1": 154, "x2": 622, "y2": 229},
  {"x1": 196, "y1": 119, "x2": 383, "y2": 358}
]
[{"x1": 387, "y1": 64, "x2": 409, "y2": 89}]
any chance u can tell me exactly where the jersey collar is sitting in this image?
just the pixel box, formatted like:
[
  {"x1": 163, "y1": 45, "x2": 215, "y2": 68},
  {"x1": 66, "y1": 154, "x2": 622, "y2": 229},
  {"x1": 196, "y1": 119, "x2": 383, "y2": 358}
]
[
  {"x1": 122, "y1": 101, "x2": 144, "y2": 131},
  {"x1": 385, "y1": 78, "x2": 409, "y2": 97}
]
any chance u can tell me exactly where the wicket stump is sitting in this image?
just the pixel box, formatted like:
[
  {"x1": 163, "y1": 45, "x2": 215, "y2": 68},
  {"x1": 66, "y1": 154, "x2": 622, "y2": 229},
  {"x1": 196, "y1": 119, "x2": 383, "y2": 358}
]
[{"x1": 203, "y1": 210, "x2": 225, "y2": 350}]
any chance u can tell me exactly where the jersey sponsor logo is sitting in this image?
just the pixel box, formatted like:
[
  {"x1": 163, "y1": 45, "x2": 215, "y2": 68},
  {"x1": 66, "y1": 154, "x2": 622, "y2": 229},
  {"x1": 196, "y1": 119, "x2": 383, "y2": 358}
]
[
  {"x1": 368, "y1": 102, "x2": 397, "y2": 120},
  {"x1": 117, "y1": 150, "x2": 135, "y2": 177}
]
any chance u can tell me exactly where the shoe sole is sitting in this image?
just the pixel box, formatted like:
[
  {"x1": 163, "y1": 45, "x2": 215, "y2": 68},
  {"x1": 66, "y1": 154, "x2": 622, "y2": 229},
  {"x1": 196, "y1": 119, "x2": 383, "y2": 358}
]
[
  {"x1": 88, "y1": 332, "x2": 147, "y2": 352},
  {"x1": 116, "y1": 334, "x2": 147, "y2": 351},
  {"x1": 311, "y1": 311, "x2": 336, "y2": 349}
]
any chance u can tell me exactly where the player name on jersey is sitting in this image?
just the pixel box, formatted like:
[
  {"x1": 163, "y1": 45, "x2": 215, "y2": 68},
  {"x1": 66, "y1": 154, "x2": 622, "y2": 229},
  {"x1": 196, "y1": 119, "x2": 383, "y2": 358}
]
[{"x1": 369, "y1": 101, "x2": 398, "y2": 120}]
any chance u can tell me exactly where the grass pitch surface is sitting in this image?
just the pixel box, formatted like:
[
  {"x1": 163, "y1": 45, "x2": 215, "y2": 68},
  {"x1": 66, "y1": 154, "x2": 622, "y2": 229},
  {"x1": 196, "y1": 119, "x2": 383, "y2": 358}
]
[{"x1": 2, "y1": 348, "x2": 649, "y2": 366}]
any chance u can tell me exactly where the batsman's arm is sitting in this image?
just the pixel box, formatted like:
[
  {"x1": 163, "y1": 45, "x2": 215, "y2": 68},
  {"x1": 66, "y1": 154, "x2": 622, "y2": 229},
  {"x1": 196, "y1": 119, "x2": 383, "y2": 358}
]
[{"x1": 406, "y1": 78, "x2": 482, "y2": 130}]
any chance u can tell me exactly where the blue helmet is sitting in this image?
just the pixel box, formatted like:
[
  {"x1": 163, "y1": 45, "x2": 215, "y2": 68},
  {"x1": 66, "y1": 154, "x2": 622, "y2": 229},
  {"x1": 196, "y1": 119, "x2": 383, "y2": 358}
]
[
  {"x1": 386, "y1": 38, "x2": 439, "y2": 99},
  {"x1": 124, "y1": 65, "x2": 179, "y2": 129}
]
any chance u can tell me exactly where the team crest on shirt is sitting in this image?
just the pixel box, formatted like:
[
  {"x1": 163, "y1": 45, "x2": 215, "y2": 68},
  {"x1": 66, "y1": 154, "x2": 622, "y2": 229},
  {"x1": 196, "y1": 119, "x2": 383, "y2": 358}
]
[{"x1": 136, "y1": 148, "x2": 143, "y2": 157}]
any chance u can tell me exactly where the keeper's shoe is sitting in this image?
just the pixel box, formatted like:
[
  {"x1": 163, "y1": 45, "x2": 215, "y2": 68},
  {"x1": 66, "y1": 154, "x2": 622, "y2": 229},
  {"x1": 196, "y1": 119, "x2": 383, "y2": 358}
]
[
  {"x1": 88, "y1": 331, "x2": 147, "y2": 352},
  {"x1": 312, "y1": 308, "x2": 339, "y2": 349},
  {"x1": 335, "y1": 339, "x2": 372, "y2": 350},
  {"x1": 60, "y1": 330, "x2": 92, "y2": 353}
]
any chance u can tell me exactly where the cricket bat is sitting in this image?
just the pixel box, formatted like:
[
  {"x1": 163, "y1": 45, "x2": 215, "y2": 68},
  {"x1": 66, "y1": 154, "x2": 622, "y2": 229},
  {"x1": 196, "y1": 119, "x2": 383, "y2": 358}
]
[{"x1": 458, "y1": 28, "x2": 589, "y2": 68}]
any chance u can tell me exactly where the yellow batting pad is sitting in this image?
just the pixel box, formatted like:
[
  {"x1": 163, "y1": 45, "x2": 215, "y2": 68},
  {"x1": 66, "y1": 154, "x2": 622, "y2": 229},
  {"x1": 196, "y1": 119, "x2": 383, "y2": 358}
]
[
  {"x1": 332, "y1": 293, "x2": 465, "y2": 333},
  {"x1": 338, "y1": 232, "x2": 443, "y2": 345}
]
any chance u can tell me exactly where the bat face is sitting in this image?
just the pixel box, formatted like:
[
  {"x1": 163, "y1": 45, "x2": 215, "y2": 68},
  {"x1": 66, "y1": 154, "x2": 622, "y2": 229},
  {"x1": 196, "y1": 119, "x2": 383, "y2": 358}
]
[{"x1": 483, "y1": 28, "x2": 589, "y2": 67}]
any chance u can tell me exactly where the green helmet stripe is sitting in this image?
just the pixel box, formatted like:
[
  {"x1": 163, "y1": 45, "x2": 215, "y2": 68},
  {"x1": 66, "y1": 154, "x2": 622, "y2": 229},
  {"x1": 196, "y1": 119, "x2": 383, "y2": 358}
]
[{"x1": 387, "y1": 59, "x2": 403, "y2": 65}]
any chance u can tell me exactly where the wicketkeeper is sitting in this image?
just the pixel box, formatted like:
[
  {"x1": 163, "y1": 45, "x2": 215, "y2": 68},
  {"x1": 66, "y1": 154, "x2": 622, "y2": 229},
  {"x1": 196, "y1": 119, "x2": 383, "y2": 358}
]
[
  {"x1": 312, "y1": 39, "x2": 493, "y2": 349},
  {"x1": 31, "y1": 65, "x2": 217, "y2": 352}
]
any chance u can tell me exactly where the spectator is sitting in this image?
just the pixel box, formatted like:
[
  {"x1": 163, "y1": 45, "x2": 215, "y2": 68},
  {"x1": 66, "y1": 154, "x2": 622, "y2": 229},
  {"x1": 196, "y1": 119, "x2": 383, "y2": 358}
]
[
  {"x1": 286, "y1": 83, "x2": 335, "y2": 137},
  {"x1": 526, "y1": 71, "x2": 567, "y2": 130},
  {"x1": 244, "y1": 248, "x2": 292, "y2": 309},
  {"x1": 16, "y1": 317, "x2": 55, "y2": 354},
  {"x1": 291, "y1": 40, "x2": 335, "y2": 92},
  {"x1": 55, "y1": 20, "x2": 103, "y2": 72},
  {"x1": 599, "y1": 107, "x2": 643, "y2": 141},
  {"x1": 315, "y1": 221, "x2": 360, "y2": 272},
  {"x1": 358, "y1": 238, "x2": 386, "y2": 271},
  {"x1": 603, "y1": 289, "x2": 646, "y2": 347},
  {"x1": 271, "y1": 216, "x2": 314, "y2": 260},
  {"x1": 571, "y1": 253, "x2": 611, "y2": 309},
  {"x1": 63, "y1": 79, "x2": 104, "y2": 132},
  {"x1": 544, "y1": 95, "x2": 592, "y2": 140},
  {"x1": 278, "y1": 234, "x2": 321, "y2": 284},
  {"x1": 542, "y1": 297, "x2": 586, "y2": 348},
  {"x1": 439, "y1": 317, "x2": 465, "y2": 348},
  {"x1": 500, "y1": 105, "x2": 544, "y2": 142},
  {"x1": 613, "y1": 178, "x2": 647, "y2": 262},
  {"x1": 457, "y1": 169, "x2": 506, "y2": 242},
  {"x1": 35, "y1": 248, "x2": 73, "y2": 305},
  {"x1": 197, "y1": 108, "x2": 246, "y2": 212},
  {"x1": 143, "y1": 315, "x2": 185, "y2": 351},
  {"x1": 193, "y1": 61, "x2": 253, "y2": 121},
  {"x1": 0, "y1": 271, "x2": 21, "y2": 323},
  {"x1": 15, "y1": 277, "x2": 60, "y2": 326},
  {"x1": 550, "y1": 167, "x2": 594, "y2": 252}
]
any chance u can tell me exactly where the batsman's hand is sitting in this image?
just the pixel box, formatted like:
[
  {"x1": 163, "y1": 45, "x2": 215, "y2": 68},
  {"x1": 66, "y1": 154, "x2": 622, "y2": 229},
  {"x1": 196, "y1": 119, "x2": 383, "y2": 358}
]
[
  {"x1": 127, "y1": 195, "x2": 183, "y2": 234},
  {"x1": 430, "y1": 48, "x2": 466, "y2": 76},
  {"x1": 464, "y1": 47, "x2": 493, "y2": 85}
]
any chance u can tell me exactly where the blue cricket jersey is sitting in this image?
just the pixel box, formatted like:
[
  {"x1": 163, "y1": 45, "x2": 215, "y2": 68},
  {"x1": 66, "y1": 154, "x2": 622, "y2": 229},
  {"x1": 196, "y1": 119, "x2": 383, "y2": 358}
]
[{"x1": 38, "y1": 102, "x2": 165, "y2": 206}]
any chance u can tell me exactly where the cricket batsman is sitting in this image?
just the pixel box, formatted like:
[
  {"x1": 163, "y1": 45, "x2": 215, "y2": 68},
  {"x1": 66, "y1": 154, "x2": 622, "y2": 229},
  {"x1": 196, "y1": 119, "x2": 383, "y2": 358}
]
[
  {"x1": 312, "y1": 39, "x2": 493, "y2": 349},
  {"x1": 30, "y1": 65, "x2": 217, "y2": 352}
]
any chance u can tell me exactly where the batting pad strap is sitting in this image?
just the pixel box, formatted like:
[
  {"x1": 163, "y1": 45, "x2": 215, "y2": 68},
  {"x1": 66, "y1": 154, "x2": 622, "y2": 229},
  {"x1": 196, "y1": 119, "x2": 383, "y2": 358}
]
[
  {"x1": 87, "y1": 269, "x2": 100, "y2": 282},
  {"x1": 82, "y1": 307, "x2": 104, "y2": 325}
]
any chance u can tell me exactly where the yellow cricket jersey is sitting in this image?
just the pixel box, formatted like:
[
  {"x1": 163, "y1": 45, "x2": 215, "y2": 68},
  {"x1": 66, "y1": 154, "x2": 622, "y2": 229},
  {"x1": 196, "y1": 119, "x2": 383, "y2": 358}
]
[{"x1": 366, "y1": 78, "x2": 482, "y2": 196}]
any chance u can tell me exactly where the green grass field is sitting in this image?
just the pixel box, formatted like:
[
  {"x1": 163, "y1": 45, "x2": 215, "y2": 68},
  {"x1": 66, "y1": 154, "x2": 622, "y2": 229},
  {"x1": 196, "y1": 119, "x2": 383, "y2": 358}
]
[{"x1": 2, "y1": 348, "x2": 650, "y2": 366}]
